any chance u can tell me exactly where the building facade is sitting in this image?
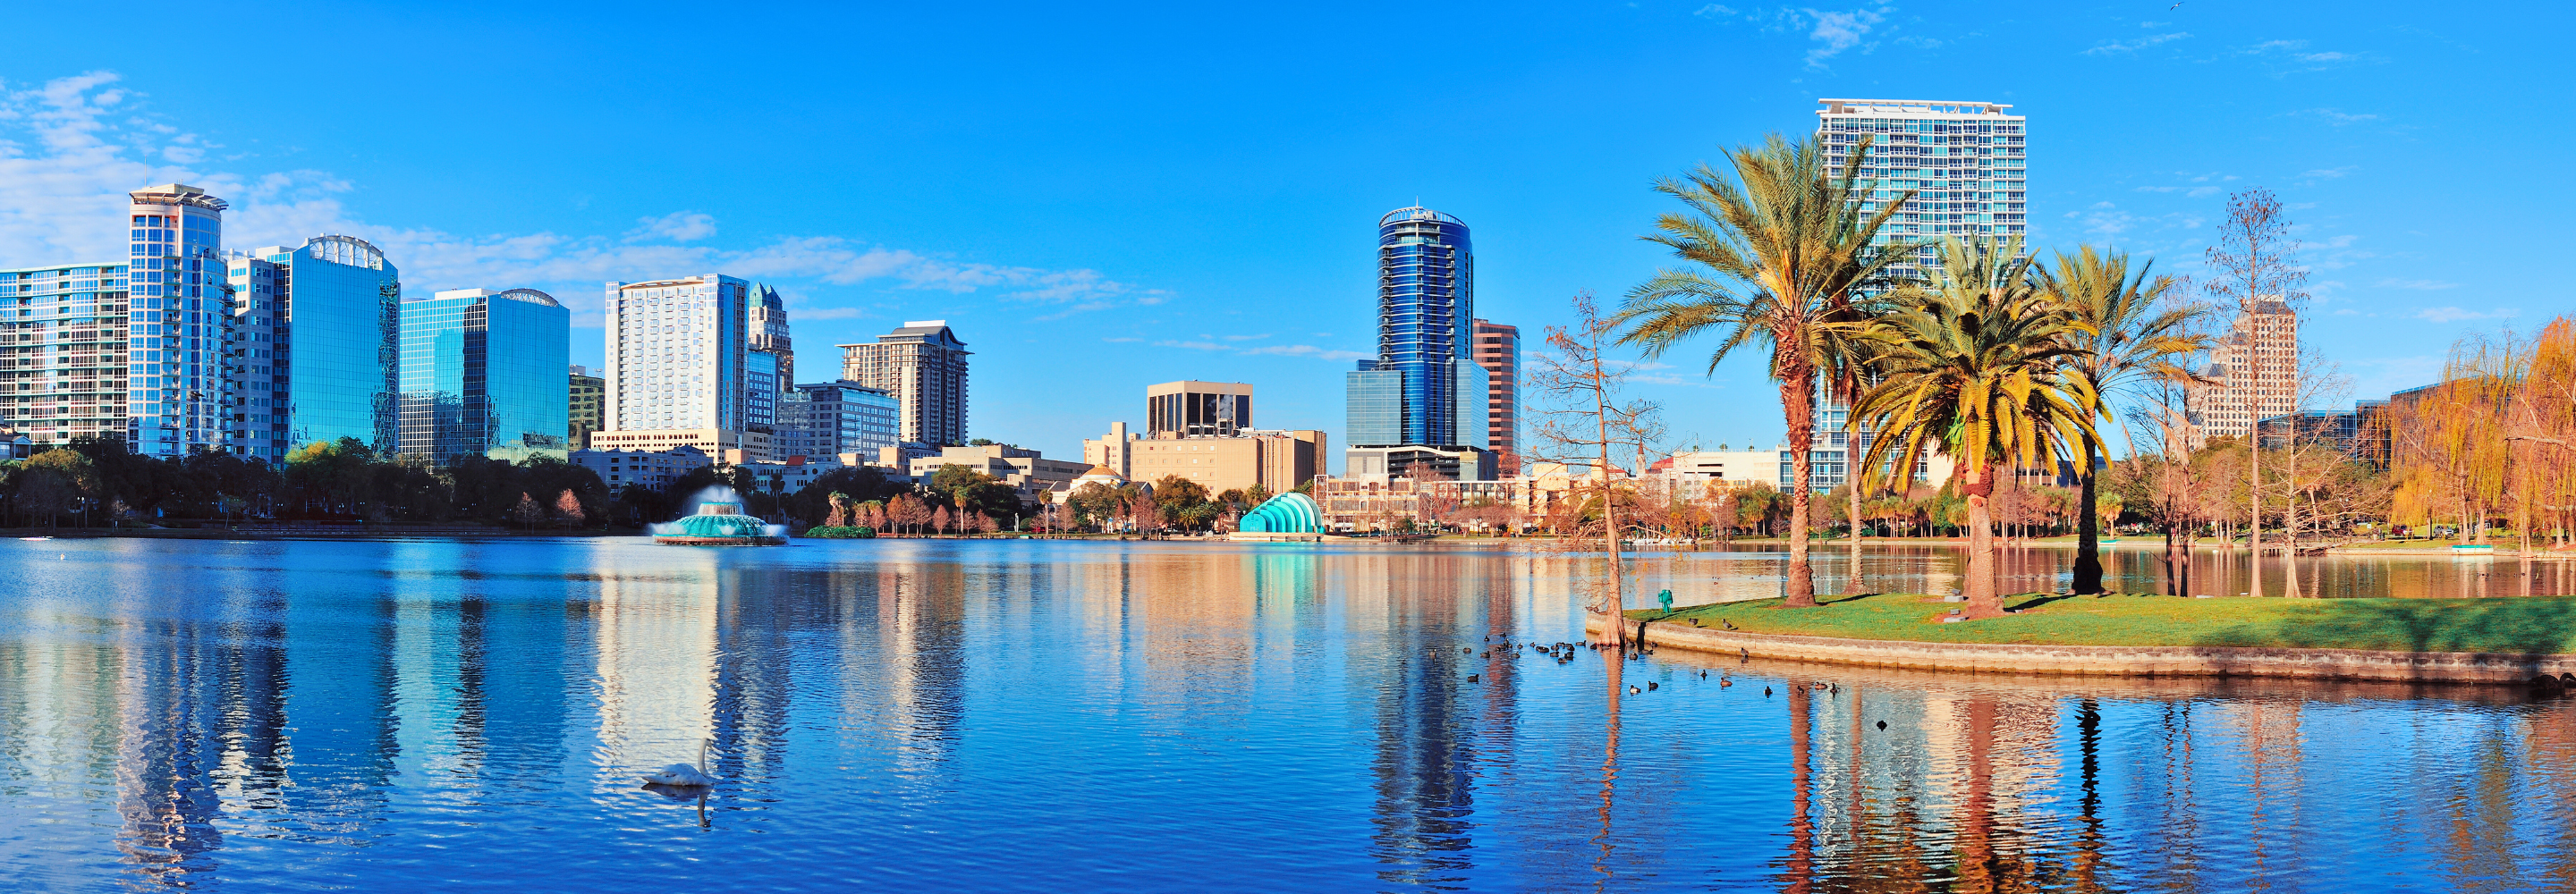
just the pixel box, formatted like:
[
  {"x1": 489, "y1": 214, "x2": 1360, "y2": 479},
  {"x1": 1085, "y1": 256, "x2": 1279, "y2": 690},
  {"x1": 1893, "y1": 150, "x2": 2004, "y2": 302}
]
[
  {"x1": 0, "y1": 261, "x2": 129, "y2": 448},
  {"x1": 1122, "y1": 430, "x2": 1327, "y2": 496},
  {"x1": 1470, "y1": 319, "x2": 1519, "y2": 466},
  {"x1": 839, "y1": 320, "x2": 969, "y2": 446},
  {"x1": 748, "y1": 283, "x2": 792, "y2": 392},
  {"x1": 570, "y1": 444, "x2": 712, "y2": 492},
  {"x1": 1147, "y1": 380, "x2": 1252, "y2": 437},
  {"x1": 569, "y1": 365, "x2": 604, "y2": 449},
  {"x1": 600, "y1": 274, "x2": 758, "y2": 458},
  {"x1": 1349, "y1": 207, "x2": 1487, "y2": 450},
  {"x1": 1815, "y1": 99, "x2": 2027, "y2": 278},
  {"x1": 397, "y1": 288, "x2": 571, "y2": 462},
  {"x1": 778, "y1": 380, "x2": 900, "y2": 460},
  {"x1": 127, "y1": 184, "x2": 235, "y2": 456},
  {"x1": 228, "y1": 235, "x2": 403, "y2": 459},
  {"x1": 2189, "y1": 300, "x2": 2299, "y2": 443}
]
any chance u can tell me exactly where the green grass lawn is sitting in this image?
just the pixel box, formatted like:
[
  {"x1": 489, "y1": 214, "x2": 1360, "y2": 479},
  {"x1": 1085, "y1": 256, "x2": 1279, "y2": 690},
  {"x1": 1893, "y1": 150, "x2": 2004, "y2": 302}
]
[{"x1": 1637, "y1": 592, "x2": 2576, "y2": 654}]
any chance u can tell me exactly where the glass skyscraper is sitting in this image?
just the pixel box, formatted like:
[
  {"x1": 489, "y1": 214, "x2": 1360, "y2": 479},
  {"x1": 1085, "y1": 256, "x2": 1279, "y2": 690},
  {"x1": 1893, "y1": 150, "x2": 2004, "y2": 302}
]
[
  {"x1": 1347, "y1": 207, "x2": 1487, "y2": 449},
  {"x1": 125, "y1": 184, "x2": 234, "y2": 457},
  {"x1": 398, "y1": 288, "x2": 571, "y2": 462},
  {"x1": 1814, "y1": 98, "x2": 2027, "y2": 277},
  {"x1": 227, "y1": 235, "x2": 402, "y2": 459}
]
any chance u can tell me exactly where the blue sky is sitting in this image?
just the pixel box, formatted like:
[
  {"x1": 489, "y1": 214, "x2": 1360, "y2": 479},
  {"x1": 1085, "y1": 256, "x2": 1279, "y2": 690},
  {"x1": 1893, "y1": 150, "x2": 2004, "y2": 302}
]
[{"x1": 1, "y1": 3, "x2": 2561, "y2": 465}]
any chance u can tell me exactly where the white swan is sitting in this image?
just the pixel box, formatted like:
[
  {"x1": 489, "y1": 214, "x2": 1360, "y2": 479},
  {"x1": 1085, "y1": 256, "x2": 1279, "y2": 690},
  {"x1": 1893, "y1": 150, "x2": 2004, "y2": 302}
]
[{"x1": 641, "y1": 738, "x2": 719, "y2": 788}]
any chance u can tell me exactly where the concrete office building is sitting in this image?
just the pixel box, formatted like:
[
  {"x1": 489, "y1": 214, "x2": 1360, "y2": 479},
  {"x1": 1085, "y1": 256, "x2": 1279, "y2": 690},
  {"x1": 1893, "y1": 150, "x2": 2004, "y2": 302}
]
[
  {"x1": 1815, "y1": 99, "x2": 2027, "y2": 278},
  {"x1": 1086, "y1": 420, "x2": 1327, "y2": 495},
  {"x1": 1348, "y1": 207, "x2": 1487, "y2": 452},
  {"x1": 226, "y1": 235, "x2": 403, "y2": 460},
  {"x1": 1470, "y1": 319, "x2": 1520, "y2": 467},
  {"x1": 1148, "y1": 380, "x2": 1252, "y2": 437},
  {"x1": 0, "y1": 261, "x2": 129, "y2": 448},
  {"x1": 126, "y1": 184, "x2": 236, "y2": 456},
  {"x1": 2189, "y1": 299, "x2": 2298, "y2": 443},
  {"x1": 570, "y1": 444, "x2": 713, "y2": 492},
  {"x1": 397, "y1": 288, "x2": 571, "y2": 462},
  {"x1": 839, "y1": 320, "x2": 969, "y2": 446},
  {"x1": 597, "y1": 274, "x2": 766, "y2": 460},
  {"x1": 569, "y1": 366, "x2": 604, "y2": 449}
]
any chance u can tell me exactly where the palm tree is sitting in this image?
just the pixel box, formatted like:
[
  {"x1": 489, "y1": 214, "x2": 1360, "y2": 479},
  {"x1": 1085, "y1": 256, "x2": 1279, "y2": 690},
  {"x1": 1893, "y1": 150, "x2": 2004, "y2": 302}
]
[
  {"x1": 2039, "y1": 247, "x2": 2208, "y2": 595},
  {"x1": 1615, "y1": 132, "x2": 1916, "y2": 607},
  {"x1": 1850, "y1": 237, "x2": 2098, "y2": 619}
]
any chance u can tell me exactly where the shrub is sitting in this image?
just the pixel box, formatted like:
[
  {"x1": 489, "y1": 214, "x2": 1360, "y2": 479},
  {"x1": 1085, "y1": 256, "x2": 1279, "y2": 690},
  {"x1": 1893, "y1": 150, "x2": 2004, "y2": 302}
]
[{"x1": 801, "y1": 526, "x2": 877, "y2": 539}]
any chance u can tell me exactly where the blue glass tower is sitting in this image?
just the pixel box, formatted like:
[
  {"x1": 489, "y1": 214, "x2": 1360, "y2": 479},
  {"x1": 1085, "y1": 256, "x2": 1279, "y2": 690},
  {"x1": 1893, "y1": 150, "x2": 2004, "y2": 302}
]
[
  {"x1": 1347, "y1": 207, "x2": 1487, "y2": 449},
  {"x1": 398, "y1": 288, "x2": 571, "y2": 462},
  {"x1": 230, "y1": 235, "x2": 402, "y2": 458}
]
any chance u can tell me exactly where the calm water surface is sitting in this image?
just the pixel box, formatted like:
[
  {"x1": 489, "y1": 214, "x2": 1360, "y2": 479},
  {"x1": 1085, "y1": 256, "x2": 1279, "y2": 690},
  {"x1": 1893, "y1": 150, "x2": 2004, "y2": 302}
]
[{"x1": 4, "y1": 538, "x2": 2573, "y2": 892}]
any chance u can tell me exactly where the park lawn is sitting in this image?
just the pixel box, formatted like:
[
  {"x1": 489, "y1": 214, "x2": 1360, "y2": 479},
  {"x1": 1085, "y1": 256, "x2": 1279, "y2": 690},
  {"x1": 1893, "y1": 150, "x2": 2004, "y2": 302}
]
[{"x1": 1638, "y1": 592, "x2": 2576, "y2": 654}]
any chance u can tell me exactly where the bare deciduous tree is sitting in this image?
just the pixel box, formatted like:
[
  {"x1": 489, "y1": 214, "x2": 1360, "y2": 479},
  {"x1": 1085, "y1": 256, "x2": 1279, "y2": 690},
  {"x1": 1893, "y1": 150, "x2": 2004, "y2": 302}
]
[
  {"x1": 1530, "y1": 292, "x2": 1665, "y2": 646},
  {"x1": 2204, "y1": 188, "x2": 2309, "y2": 596}
]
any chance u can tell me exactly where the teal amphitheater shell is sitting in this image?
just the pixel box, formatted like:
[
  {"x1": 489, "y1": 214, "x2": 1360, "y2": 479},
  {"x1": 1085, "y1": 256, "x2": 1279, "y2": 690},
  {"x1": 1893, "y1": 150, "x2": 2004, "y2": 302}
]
[
  {"x1": 664, "y1": 504, "x2": 776, "y2": 539},
  {"x1": 1237, "y1": 493, "x2": 1324, "y2": 534}
]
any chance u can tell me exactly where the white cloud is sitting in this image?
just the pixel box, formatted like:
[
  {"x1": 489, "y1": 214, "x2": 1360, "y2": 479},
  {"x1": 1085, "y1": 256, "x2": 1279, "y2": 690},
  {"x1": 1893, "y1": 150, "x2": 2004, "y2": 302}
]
[
  {"x1": 1691, "y1": 4, "x2": 1899, "y2": 68},
  {"x1": 2083, "y1": 31, "x2": 2190, "y2": 55},
  {"x1": 629, "y1": 210, "x2": 716, "y2": 241},
  {"x1": 0, "y1": 72, "x2": 1166, "y2": 326},
  {"x1": 2378, "y1": 278, "x2": 2462, "y2": 291},
  {"x1": 2289, "y1": 107, "x2": 2378, "y2": 125},
  {"x1": 2412, "y1": 306, "x2": 2514, "y2": 323},
  {"x1": 1802, "y1": 8, "x2": 1887, "y2": 67}
]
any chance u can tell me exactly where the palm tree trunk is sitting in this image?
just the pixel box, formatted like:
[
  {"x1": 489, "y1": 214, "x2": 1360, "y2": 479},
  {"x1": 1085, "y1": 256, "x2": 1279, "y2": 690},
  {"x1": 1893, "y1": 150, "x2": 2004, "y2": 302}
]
[
  {"x1": 1845, "y1": 477, "x2": 1864, "y2": 595},
  {"x1": 1965, "y1": 468, "x2": 2001, "y2": 620},
  {"x1": 2075, "y1": 431, "x2": 2105, "y2": 595},
  {"x1": 1783, "y1": 372, "x2": 1818, "y2": 607}
]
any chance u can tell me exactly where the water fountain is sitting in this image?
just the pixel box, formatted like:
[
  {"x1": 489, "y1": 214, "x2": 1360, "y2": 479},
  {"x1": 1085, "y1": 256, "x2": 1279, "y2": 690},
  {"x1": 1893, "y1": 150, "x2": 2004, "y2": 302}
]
[{"x1": 650, "y1": 486, "x2": 791, "y2": 546}]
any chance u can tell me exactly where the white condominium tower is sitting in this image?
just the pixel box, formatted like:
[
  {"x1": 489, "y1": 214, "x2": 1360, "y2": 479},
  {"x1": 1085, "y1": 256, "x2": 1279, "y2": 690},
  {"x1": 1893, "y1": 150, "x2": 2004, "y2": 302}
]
[
  {"x1": 838, "y1": 321, "x2": 969, "y2": 446},
  {"x1": 602, "y1": 274, "x2": 752, "y2": 438},
  {"x1": 1815, "y1": 98, "x2": 2028, "y2": 276},
  {"x1": 127, "y1": 184, "x2": 237, "y2": 456}
]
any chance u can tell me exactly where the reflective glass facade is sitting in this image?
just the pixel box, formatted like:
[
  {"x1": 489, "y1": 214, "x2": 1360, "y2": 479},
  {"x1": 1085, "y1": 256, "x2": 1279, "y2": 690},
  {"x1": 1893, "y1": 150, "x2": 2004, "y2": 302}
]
[
  {"x1": 780, "y1": 380, "x2": 899, "y2": 458},
  {"x1": 747, "y1": 350, "x2": 779, "y2": 433},
  {"x1": 1344, "y1": 365, "x2": 1402, "y2": 448},
  {"x1": 1372, "y1": 207, "x2": 1475, "y2": 446},
  {"x1": 231, "y1": 235, "x2": 402, "y2": 456},
  {"x1": 399, "y1": 289, "x2": 571, "y2": 462}
]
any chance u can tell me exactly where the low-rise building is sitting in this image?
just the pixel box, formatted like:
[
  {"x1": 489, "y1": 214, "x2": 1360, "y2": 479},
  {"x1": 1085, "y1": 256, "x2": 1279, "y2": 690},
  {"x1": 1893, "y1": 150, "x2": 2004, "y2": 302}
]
[
  {"x1": 572, "y1": 444, "x2": 712, "y2": 491},
  {"x1": 1343, "y1": 444, "x2": 1496, "y2": 482},
  {"x1": 903, "y1": 443, "x2": 1090, "y2": 502},
  {"x1": 588, "y1": 427, "x2": 773, "y2": 464}
]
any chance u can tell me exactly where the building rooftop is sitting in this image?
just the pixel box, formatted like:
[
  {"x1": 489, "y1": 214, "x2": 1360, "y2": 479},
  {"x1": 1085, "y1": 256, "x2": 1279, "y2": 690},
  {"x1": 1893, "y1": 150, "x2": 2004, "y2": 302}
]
[{"x1": 1816, "y1": 98, "x2": 2018, "y2": 117}]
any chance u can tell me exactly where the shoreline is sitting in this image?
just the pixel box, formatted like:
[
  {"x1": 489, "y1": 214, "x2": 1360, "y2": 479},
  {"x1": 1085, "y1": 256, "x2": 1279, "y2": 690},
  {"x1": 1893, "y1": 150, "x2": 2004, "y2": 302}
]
[{"x1": 1587, "y1": 613, "x2": 2576, "y2": 687}]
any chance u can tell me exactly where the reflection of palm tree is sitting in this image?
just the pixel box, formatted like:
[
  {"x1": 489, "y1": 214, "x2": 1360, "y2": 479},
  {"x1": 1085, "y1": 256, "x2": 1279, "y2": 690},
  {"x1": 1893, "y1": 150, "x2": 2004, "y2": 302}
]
[{"x1": 1779, "y1": 680, "x2": 1815, "y2": 892}]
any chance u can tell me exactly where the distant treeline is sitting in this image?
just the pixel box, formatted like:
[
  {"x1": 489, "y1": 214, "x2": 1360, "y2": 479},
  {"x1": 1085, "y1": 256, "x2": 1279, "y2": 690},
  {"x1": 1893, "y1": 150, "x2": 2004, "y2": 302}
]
[{"x1": 0, "y1": 436, "x2": 941, "y2": 531}]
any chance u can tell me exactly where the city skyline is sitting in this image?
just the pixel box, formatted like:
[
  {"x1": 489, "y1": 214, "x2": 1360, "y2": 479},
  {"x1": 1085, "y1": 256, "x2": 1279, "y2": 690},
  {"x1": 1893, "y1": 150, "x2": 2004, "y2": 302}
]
[{"x1": 0, "y1": 4, "x2": 2548, "y2": 466}]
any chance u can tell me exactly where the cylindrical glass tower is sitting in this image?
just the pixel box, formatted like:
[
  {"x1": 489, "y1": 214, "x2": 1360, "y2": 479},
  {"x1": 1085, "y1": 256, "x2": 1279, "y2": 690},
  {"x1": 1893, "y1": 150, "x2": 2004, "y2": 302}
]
[{"x1": 1375, "y1": 207, "x2": 1473, "y2": 446}]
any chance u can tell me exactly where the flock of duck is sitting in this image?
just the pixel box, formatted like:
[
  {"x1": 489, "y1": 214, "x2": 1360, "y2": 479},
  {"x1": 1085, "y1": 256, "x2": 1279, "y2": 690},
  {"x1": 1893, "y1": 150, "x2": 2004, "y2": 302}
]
[{"x1": 1444, "y1": 635, "x2": 1854, "y2": 704}]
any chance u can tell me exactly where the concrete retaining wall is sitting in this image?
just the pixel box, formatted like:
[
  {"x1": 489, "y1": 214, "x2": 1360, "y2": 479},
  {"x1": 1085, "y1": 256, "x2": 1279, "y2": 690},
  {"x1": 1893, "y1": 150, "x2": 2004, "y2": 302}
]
[{"x1": 1588, "y1": 616, "x2": 2576, "y2": 686}]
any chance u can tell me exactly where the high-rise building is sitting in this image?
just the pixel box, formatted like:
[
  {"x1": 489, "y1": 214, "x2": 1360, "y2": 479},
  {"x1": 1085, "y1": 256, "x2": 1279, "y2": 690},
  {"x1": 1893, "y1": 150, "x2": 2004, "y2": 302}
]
[
  {"x1": 777, "y1": 380, "x2": 900, "y2": 460},
  {"x1": 748, "y1": 283, "x2": 792, "y2": 392},
  {"x1": 569, "y1": 365, "x2": 604, "y2": 449},
  {"x1": 1348, "y1": 207, "x2": 1487, "y2": 451},
  {"x1": 126, "y1": 184, "x2": 235, "y2": 456},
  {"x1": 2189, "y1": 299, "x2": 2299, "y2": 444},
  {"x1": 599, "y1": 274, "x2": 757, "y2": 456},
  {"x1": 226, "y1": 235, "x2": 402, "y2": 459},
  {"x1": 0, "y1": 261, "x2": 129, "y2": 448},
  {"x1": 397, "y1": 288, "x2": 571, "y2": 462},
  {"x1": 1814, "y1": 99, "x2": 2028, "y2": 277},
  {"x1": 838, "y1": 320, "x2": 969, "y2": 446},
  {"x1": 1470, "y1": 319, "x2": 1519, "y2": 466},
  {"x1": 1147, "y1": 380, "x2": 1252, "y2": 437}
]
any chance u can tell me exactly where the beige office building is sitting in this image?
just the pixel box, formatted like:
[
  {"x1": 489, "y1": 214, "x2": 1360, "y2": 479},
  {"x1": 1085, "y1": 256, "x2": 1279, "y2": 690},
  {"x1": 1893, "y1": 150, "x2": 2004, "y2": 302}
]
[
  {"x1": 839, "y1": 320, "x2": 969, "y2": 446},
  {"x1": 1147, "y1": 380, "x2": 1252, "y2": 436},
  {"x1": 2189, "y1": 299, "x2": 2298, "y2": 443},
  {"x1": 1085, "y1": 421, "x2": 1326, "y2": 495},
  {"x1": 586, "y1": 427, "x2": 773, "y2": 466}
]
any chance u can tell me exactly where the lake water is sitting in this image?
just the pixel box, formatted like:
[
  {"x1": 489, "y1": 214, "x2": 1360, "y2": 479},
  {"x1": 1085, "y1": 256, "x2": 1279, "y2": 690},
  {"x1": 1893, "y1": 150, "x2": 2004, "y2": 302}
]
[{"x1": 4, "y1": 537, "x2": 2572, "y2": 892}]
